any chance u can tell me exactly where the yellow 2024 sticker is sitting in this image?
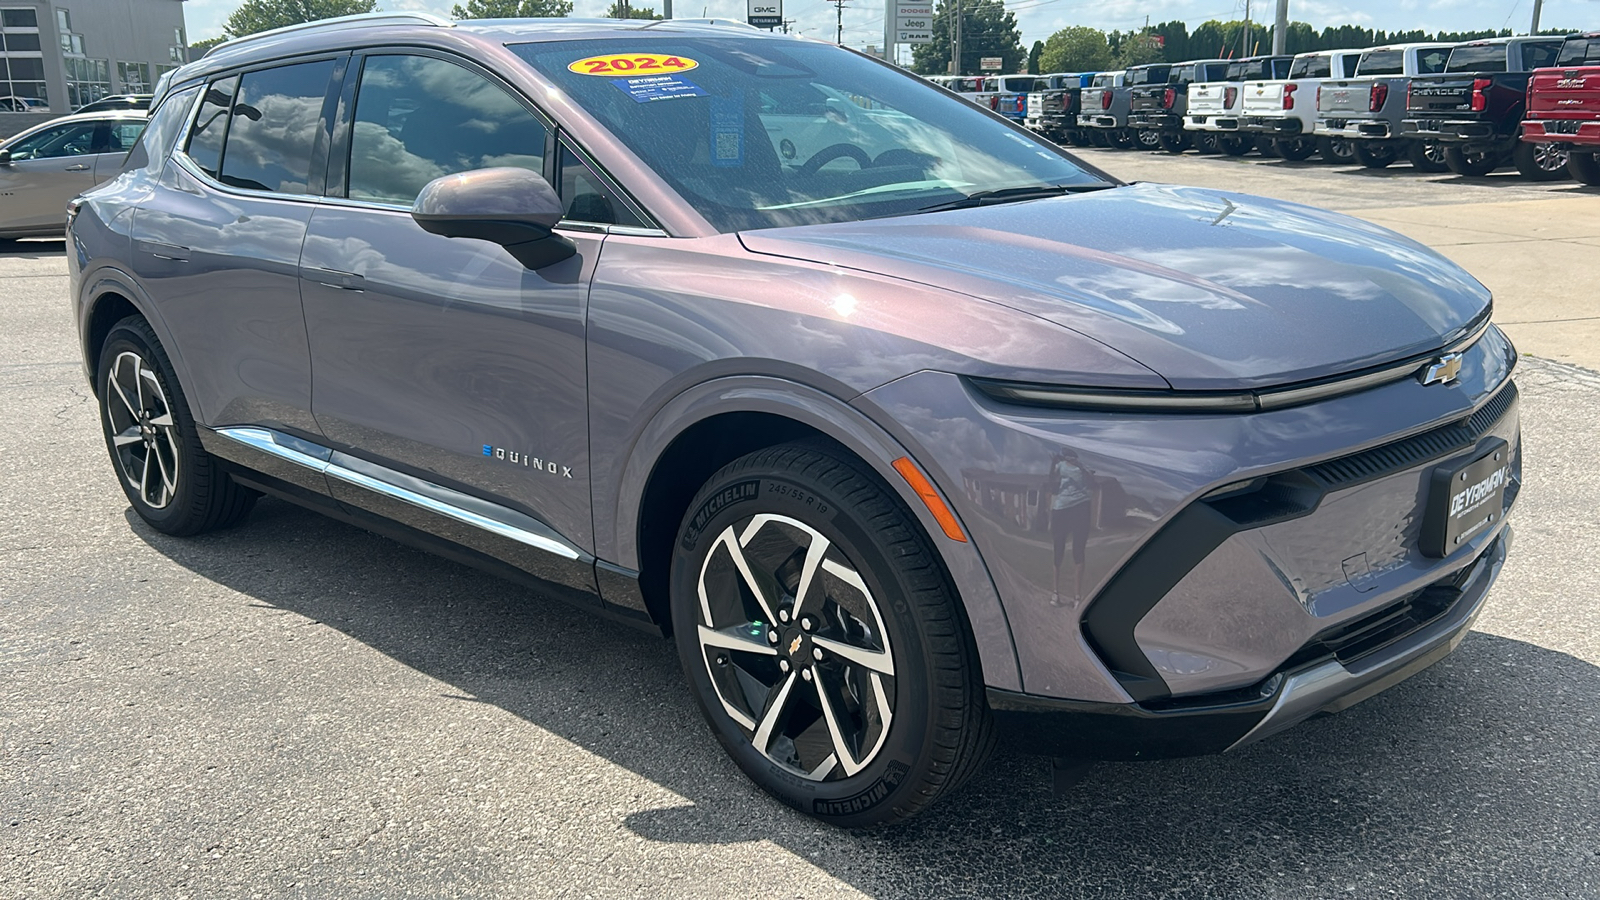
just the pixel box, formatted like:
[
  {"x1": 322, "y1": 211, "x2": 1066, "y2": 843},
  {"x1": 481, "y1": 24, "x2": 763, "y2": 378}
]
[{"x1": 567, "y1": 53, "x2": 699, "y2": 77}]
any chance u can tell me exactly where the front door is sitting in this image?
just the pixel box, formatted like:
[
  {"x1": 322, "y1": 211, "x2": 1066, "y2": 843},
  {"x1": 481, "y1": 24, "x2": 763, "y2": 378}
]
[
  {"x1": 0, "y1": 120, "x2": 101, "y2": 233},
  {"x1": 300, "y1": 52, "x2": 598, "y2": 589}
]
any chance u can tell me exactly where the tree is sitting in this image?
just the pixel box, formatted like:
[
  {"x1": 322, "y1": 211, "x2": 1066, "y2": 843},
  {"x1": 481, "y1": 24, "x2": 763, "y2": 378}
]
[
  {"x1": 603, "y1": 1, "x2": 662, "y2": 18},
  {"x1": 1037, "y1": 26, "x2": 1112, "y2": 75},
  {"x1": 224, "y1": 0, "x2": 379, "y2": 38},
  {"x1": 1026, "y1": 40, "x2": 1042, "y2": 75},
  {"x1": 910, "y1": 0, "x2": 1024, "y2": 76},
  {"x1": 1112, "y1": 31, "x2": 1165, "y2": 67},
  {"x1": 188, "y1": 36, "x2": 227, "y2": 59},
  {"x1": 450, "y1": 0, "x2": 573, "y2": 18}
]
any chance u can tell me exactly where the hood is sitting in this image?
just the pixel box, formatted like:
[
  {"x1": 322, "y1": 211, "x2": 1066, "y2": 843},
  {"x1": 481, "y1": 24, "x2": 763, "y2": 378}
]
[{"x1": 738, "y1": 183, "x2": 1490, "y2": 390}]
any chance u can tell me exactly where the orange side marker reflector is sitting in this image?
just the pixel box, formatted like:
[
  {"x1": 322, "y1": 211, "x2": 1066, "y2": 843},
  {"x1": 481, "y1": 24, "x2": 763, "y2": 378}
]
[{"x1": 891, "y1": 457, "x2": 968, "y2": 543}]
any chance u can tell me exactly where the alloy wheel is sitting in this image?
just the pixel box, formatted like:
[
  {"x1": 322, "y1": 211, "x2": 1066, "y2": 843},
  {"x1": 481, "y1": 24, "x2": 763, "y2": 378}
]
[
  {"x1": 1534, "y1": 142, "x2": 1569, "y2": 172},
  {"x1": 105, "y1": 350, "x2": 180, "y2": 509},
  {"x1": 694, "y1": 512, "x2": 895, "y2": 781}
]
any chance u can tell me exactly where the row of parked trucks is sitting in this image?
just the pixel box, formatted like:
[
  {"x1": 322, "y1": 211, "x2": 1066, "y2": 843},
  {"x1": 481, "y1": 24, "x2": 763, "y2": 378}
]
[{"x1": 952, "y1": 30, "x2": 1599, "y2": 183}]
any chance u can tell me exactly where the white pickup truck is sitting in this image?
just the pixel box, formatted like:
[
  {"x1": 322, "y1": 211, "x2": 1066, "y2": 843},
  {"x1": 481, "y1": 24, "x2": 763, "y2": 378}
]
[
  {"x1": 1238, "y1": 49, "x2": 1362, "y2": 161},
  {"x1": 1185, "y1": 55, "x2": 1294, "y2": 155},
  {"x1": 1315, "y1": 42, "x2": 1454, "y2": 168}
]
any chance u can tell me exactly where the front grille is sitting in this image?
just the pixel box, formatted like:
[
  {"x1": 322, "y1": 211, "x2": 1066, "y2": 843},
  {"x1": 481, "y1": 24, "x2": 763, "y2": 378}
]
[{"x1": 1305, "y1": 381, "x2": 1517, "y2": 491}]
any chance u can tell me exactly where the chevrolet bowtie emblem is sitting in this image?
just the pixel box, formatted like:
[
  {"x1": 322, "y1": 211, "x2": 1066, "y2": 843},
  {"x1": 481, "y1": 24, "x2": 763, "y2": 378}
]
[
  {"x1": 1420, "y1": 352, "x2": 1463, "y2": 386},
  {"x1": 788, "y1": 636, "x2": 803, "y2": 656}
]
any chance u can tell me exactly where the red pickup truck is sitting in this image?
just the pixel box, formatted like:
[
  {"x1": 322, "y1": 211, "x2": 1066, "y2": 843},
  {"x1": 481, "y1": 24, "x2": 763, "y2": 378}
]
[{"x1": 1522, "y1": 31, "x2": 1600, "y2": 184}]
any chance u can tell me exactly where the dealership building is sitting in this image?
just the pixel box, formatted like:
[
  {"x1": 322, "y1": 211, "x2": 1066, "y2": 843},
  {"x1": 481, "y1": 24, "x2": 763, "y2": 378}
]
[{"x1": 1, "y1": 0, "x2": 186, "y2": 113}]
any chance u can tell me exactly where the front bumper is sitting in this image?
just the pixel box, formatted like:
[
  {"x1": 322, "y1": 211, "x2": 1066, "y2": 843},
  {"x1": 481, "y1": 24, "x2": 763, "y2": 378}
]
[
  {"x1": 1400, "y1": 118, "x2": 1498, "y2": 141},
  {"x1": 988, "y1": 527, "x2": 1508, "y2": 760},
  {"x1": 1521, "y1": 119, "x2": 1600, "y2": 146}
]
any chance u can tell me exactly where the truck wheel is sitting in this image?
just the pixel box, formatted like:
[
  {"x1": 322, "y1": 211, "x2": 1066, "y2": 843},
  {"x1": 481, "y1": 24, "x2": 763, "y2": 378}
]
[
  {"x1": 1352, "y1": 141, "x2": 1398, "y2": 168},
  {"x1": 1444, "y1": 145, "x2": 1503, "y2": 177},
  {"x1": 1256, "y1": 138, "x2": 1281, "y2": 158},
  {"x1": 1192, "y1": 133, "x2": 1221, "y2": 155},
  {"x1": 1158, "y1": 132, "x2": 1192, "y2": 153},
  {"x1": 1271, "y1": 137, "x2": 1318, "y2": 161},
  {"x1": 1067, "y1": 130, "x2": 1092, "y2": 147},
  {"x1": 1408, "y1": 140, "x2": 1450, "y2": 173},
  {"x1": 1317, "y1": 136, "x2": 1355, "y2": 163},
  {"x1": 1089, "y1": 129, "x2": 1110, "y2": 147},
  {"x1": 1135, "y1": 129, "x2": 1162, "y2": 150},
  {"x1": 671, "y1": 443, "x2": 995, "y2": 827},
  {"x1": 1217, "y1": 133, "x2": 1255, "y2": 156},
  {"x1": 1110, "y1": 129, "x2": 1138, "y2": 149},
  {"x1": 1569, "y1": 151, "x2": 1600, "y2": 185},
  {"x1": 1513, "y1": 141, "x2": 1570, "y2": 181}
]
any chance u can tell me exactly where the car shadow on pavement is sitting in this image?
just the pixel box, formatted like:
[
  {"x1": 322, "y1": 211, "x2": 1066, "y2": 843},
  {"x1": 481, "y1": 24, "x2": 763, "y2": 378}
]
[
  {"x1": 131, "y1": 497, "x2": 1600, "y2": 897},
  {"x1": 0, "y1": 238, "x2": 65, "y2": 256}
]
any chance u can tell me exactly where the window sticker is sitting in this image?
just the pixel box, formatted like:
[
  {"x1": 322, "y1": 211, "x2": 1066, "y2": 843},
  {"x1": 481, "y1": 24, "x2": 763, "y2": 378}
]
[
  {"x1": 612, "y1": 74, "x2": 707, "y2": 103},
  {"x1": 568, "y1": 53, "x2": 698, "y2": 76},
  {"x1": 709, "y1": 95, "x2": 744, "y2": 168}
]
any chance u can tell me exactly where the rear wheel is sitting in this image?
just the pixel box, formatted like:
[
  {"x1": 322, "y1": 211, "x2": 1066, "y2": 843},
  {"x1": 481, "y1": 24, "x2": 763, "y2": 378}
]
[
  {"x1": 1271, "y1": 136, "x2": 1317, "y2": 161},
  {"x1": 1217, "y1": 133, "x2": 1255, "y2": 156},
  {"x1": 1445, "y1": 145, "x2": 1503, "y2": 176},
  {"x1": 671, "y1": 443, "x2": 994, "y2": 827},
  {"x1": 1192, "y1": 133, "x2": 1221, "y2": 155},
  {"x1": 1317, "y1": 136, "x2": 1355, "y2": 163},
  {"x1": 1352, "y1": 140, "x2": 1398, "y2": 168},
  {"x1": 1158, "y1": 131, "x2": 1192, "y2": 153},
  {"x1": 1109, "y1": 129, "x2": 1138, "y2": 149},
  {"x1": 96, "y1": 317, "x2": 257, "y2": 535},
  {"x1": 1408, "y1": 140, "x2": 1451, "y2": 173},
  {"x1": 1569, "y1": 151, "x2": 1600, "y2": 185},
  {"x1": 1136, "y1": 129, "x2": 1163, "y2": 150},
  {"x1": 1066, "y1": 129, "x2": 1092, "y2": 147},
  {"x1": 1513, "y1": 140, "x2": 1570, "y2": 181}
]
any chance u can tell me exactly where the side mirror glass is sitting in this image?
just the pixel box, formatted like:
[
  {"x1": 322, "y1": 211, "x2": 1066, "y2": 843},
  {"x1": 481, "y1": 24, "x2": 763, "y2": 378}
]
[{"x1": 411, "y1": 167, "x2": 576, "y2": 270}]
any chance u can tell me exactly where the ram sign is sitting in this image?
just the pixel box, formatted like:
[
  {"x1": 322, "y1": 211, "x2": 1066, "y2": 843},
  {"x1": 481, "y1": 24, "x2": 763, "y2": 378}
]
[{"x1": 747, "y1": 0, "x2": 781, "y2": 28}]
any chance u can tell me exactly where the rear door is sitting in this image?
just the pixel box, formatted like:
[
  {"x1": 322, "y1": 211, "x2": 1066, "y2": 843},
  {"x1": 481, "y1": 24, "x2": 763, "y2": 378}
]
[
  {"x1": 300, "y1": 50, "x2": 604, "y2": 589},
  {"x1": 0, "y1": 120, "x2": 101, "y2": 232},
  {"x1": 92, "y1": 119, "x2": 147, "y2": 181}
]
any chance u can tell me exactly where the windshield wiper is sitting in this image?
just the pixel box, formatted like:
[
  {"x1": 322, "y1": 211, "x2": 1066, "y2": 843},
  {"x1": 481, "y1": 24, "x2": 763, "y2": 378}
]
[{"x1": 916, "y1": 182, "x2": 1114, "y2": 213}]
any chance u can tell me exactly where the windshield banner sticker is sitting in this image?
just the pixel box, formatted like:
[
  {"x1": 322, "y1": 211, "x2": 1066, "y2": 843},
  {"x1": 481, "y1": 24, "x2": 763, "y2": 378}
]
[
  {"x1": 613, "y1": 74, "x2": 707, "y2": 103},
  {"x1": 568, "y1": 53, "x2": 699, "y2": 75}
]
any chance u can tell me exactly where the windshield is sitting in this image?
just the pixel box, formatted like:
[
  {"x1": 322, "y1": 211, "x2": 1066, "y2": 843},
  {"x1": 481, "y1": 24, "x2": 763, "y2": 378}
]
[
  {"x1": 1446, "y1": 44, "x2": 1508, "y2": 73},
  {"x1": 512, "y1": 39, "x2": 1105, "y2": 231}
]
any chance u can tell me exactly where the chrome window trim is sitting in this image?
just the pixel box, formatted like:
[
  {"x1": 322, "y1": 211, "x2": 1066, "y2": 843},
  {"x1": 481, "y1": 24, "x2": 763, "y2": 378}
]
[{"x1": 213, "y1": 426, "x2": 588, "y2": 562}]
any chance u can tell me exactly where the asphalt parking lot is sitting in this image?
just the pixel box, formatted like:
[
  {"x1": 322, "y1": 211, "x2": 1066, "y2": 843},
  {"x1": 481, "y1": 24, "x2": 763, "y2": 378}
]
[{"x1": 4, "y1": 152, "x2": 1599, "y2": 899}]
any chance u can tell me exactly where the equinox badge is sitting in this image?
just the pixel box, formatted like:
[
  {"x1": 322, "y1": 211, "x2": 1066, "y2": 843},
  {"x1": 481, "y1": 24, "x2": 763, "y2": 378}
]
[{"x1": 1420, "y1": 352, "x2": 1464, "y2": 386}]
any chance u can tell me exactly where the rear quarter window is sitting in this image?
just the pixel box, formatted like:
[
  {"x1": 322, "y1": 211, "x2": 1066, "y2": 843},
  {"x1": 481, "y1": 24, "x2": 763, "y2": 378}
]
[{"x1": 122, "y1": 85, "x2": 197, "y2": 175}]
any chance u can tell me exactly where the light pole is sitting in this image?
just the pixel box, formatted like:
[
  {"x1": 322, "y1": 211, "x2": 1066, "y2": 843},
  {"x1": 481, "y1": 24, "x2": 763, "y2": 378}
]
[{"x1": 1272, "y1": 0, "x2": 1288, "y2": 54}]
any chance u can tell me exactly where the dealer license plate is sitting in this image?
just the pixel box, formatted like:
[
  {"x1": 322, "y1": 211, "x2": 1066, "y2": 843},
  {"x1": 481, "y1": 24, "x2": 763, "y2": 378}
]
[{"x1": 1421, "y1": 439, "x2": 1510, "y2": 558}]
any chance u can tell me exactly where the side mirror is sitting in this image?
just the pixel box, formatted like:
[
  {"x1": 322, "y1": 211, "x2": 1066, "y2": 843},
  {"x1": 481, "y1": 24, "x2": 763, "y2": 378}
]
[
  {"x1": 411, "y1": 167, "x2": 576, "y2": 270},
  {"x1": 0, "y1": 149, "x2": 12, "y2": 166}
]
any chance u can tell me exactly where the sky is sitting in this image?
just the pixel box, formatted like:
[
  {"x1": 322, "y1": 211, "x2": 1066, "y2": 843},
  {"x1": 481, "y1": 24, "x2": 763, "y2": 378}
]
[{"x1": 181, "y1": 0, "x2": 1598, "y2": 64}]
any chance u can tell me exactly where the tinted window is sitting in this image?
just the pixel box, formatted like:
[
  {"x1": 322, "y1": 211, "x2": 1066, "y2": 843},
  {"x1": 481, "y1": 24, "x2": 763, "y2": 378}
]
[
  {"x1": 347, "y1": 54, "x2": 548, "y2": 206},
  {"x1": 1417, "y1": 49, "x2": 1450, "y2": 73},
  {"x1": 1557, "y1": 38, "x2": 1599, "y2": 66},
  {"x1": 1127, "y1": 66, "x2": 1168, "y2": 85},
  {"x1": 559, "y1": 142, "x2": 644, "y2": 227},
  {"x1": 512, "y1": 39, "x2": 1103, "y2": 232},
  {"x1": 1357, "y1": 50, "x2": 1403, "y2": 76},
  {"x1": 1168, "y1": 65, "x2": 1194, "y2": 84},
  {"x1": 186, "y1": 76, "x2": 237, "y2": 178},
  {"x1": 1, "y1": 8, "x2": 36, "y2": 26},
  {"x1": 217, "y1": 59, "x2": 334, "y2": 193},
  {"x1": 1446, "y1": 45, "x2": 1507, "y2": 73},
  {"x1": 1523, "y1": 41, "x2": 1560, "y2": 70},
  {"x1": 6, "y1": 122, "x2": 98, "y2": 159},
  {"x1": 1291, "y1": 55, "x2": 1331, "y2": 79},
  {"x1": 1271, "y1": 58, "x2": 1292, "y2": 78},
  {"x1": 122, "y1": 84, "x2": 198, "y2": 173}
]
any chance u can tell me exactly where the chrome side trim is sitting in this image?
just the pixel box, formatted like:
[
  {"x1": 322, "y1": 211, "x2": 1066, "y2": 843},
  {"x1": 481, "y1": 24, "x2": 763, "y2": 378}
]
[{"x1": 212, "y1": 426, "x2": 584, "y2": 561}]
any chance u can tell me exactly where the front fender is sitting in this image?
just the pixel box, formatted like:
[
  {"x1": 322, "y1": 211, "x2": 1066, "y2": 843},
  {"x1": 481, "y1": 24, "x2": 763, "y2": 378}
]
[{"x1": 608, "y1": 374, "x2": 1023, "y2": 692}]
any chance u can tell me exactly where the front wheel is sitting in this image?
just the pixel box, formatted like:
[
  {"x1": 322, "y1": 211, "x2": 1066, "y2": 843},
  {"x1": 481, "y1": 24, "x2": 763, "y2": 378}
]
[
  {"x1": 1272, "y1": 136, "x2": 1318, "y2": 161},
  {"x1": 671, "y1": 444, "x2": 994, "y2": 827},
  {"x1": 1513, "y1": 140, "x2": 1570, "y2": 181},
  {"x1": 1569, "y1": 151, "x2": 1600, "y2": 185},
  {"x1": 1352, "y1": 141, "x2": 1399, "y2": 168},
  {"x1": 1408, "y1": 140, "x2": 1451, "y2": 173},
  {"x1": 1444, "y1": 145, "x2": 1504, "y2": 176},
  {"x1": 96, "y1": 316, "x2": 257, "y2": 535}
]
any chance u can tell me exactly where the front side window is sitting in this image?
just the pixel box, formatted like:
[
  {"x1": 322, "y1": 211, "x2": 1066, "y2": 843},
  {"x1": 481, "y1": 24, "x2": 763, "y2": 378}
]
[
  {"x1": 511, "y1": 39, "x2": 1104, "y2": 231},
  {"x1": 185, "y1": 75, "x2": 237, "y2": 178},
  {"x1": 6, "y1": 121, "x2": 97, "y2": 159},
  {"x1": 346, "y1": 54, "x2": 548, "y2": 206},
  {"x1": 218, "y1": 59, "x2": 335, "y2": 194},
  {"x1": 558, "y1": 140, "x2": 644, "y2": 227}
]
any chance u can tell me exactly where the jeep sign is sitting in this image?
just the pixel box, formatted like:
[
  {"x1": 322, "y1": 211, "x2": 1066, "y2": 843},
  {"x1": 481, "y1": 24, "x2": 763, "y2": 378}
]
[{"x1": 747, "y1": 0, "x2": 781, "y2": 28}]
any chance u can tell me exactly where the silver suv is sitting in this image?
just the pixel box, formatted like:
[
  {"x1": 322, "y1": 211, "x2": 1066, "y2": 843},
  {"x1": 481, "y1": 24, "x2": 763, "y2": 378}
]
[{"x1": 71, "y1": 14, "x2": 1520, "y2": 827}]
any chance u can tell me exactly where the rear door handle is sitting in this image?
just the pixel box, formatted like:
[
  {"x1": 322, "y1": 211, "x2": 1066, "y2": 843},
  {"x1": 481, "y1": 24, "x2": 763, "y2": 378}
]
[
  {"x1": 134, "y1": 239, "x2": 190, "y2": 262},
  {"x1": 64, "y1": 164, "x2": 90, "y2": 171},
  {"x1": 302, "y1": 267, "x2": 365, "y2": 291}
]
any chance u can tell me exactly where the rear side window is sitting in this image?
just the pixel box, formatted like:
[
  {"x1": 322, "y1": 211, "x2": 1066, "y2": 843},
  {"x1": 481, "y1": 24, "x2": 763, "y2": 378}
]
[
  {"x1": 1271, "y1": 58, "x2": 1291, "y2": 78},
  {"x1": 218, "y1": 59, "x2": 335, "y2": 194},
  {"x1": 122, "y1": 84, "x2": 199, "y2": 174},
  {"x1": 346, "y1": 54, "x2": 548, "y2": 206},
  {"x1": 186, "y1": 76, "x2": 237, "y2": 178},
  {"x1": 1523, "y1": 41, "x2": 1560, "y2": 70},
  {"x1": 1356, "y1": 50, "x2": 1403, "y2": 76}
]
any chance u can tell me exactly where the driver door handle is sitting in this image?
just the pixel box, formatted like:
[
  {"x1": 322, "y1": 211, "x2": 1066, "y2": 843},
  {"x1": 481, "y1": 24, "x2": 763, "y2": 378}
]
[{"x1": 64, "y1": 164, "x2": 90, "y2": 171}]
